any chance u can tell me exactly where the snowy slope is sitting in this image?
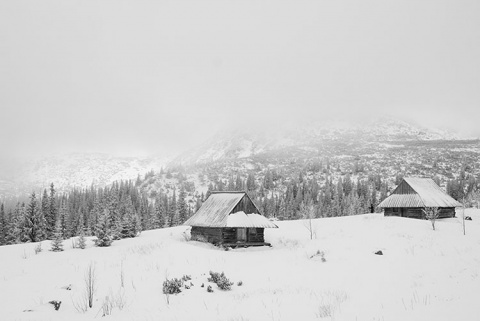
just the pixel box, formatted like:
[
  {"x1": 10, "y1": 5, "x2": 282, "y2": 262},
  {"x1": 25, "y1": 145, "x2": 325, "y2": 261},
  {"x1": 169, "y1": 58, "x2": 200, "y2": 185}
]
[
  {"x1": 1, "y1": 153, "x2": 169, "y2": 196},
  {"x1": 173, "y1": 116, "x2": 460, "y2": 166},
  {"x1": 1, "y1": 210, "x2": 479, "y2": 321}
]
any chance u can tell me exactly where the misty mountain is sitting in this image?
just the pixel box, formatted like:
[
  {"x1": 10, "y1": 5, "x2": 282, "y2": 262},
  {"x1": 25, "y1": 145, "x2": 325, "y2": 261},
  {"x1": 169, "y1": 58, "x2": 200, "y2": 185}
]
[
  {"x1": 0, "y1": 116, "x2": 476, "y2": 200},
  {"x1": 172, "y1": 116, "x2": 460, "y2": 166},
  {"x1": 0, "y1": 153, "x2": 169, "y2": 197}
]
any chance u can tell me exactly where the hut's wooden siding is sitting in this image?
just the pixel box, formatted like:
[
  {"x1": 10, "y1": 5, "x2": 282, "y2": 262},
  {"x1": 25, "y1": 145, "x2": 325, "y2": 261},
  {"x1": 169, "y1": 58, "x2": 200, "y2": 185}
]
[
  {"x1": 393, "y1": 181, "x2": 416, "y2": 194},
  {"x1": 222, "y1": 228, "x2": 237, "y2": 243},
  {"x1": 191, "y1": 226, "x2": 223, "y2": 244},
  {"x1": 438, "y1": 207, "x2": 455, "y2": 218},
  {"x1": 247, "y1": 228, "x2": 265, "y2": 242},
  {"x1": 384, "y1": 207, "x2": 455, "y2": 219},
  {"x1": 231, "y1": 196, "x2": 260, "y2": 215},
  {"x1": 192, "y1": 227, "x2": 265, "y2": 244}
]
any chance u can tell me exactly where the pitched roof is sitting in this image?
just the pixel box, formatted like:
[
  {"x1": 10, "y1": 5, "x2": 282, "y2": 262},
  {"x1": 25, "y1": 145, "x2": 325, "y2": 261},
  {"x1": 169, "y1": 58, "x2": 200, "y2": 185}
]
[
  {"x1": 183, "y1": 192, "x2": 278, "y2": 228},
  {"x1": 378, "y1": 177, "x2": 462, "y2": 208},
  {"x1": 226, "y1": 211, "x2": 278, "y2": 228}
]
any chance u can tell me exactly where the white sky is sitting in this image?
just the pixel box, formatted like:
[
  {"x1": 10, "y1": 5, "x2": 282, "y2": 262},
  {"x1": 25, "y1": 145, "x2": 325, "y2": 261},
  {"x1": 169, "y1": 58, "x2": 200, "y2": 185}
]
[{"x1": 1, "y1": 0, "x2": 479, "y2": 158}]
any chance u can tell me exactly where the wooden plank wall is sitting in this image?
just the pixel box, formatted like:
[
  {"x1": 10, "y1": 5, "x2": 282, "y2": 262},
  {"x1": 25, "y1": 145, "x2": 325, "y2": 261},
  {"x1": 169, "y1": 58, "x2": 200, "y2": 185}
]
[
  {"x1": 247, "y1": 228, "x2": 265, "y2": 242},
  {"x1": 384, "y1": 207, "x2": 456, "y2": 219},
  {"x1": 231, "y1": 196, "x2": 260, "y2": 215},
  {"x1": 192, "y1": 226, "x2": 266, "y2": 244},
  {"x1": 393, "y1": 181, "x2": 416, "y2": 195},
  {"x1": 191, "y1": 226, "x2": 223, "y2": 244}
]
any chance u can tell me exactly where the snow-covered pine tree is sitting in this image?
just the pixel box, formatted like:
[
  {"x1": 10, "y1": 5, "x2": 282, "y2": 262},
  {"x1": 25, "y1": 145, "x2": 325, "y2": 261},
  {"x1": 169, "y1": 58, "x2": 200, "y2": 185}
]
[
  {"x1": 94, "y1": 209, "x2": 113, "y2": 247},
  {"x1": 78, "y1": 228, "x2": 87, "y2": 249},
  {"x1": 50, "y1": 219, "x2": 64, "y2": 252},
  {"x1": 246, "y1": 172, "x2": 256, "y2": 191},
  {"x1": 195, "y1": 197, "x2": 202, "y2": 212},
  {"x1": 42, "y1": 188, "x2": 55, "y2": 239},
  {"x1": 120, "y1": 199, "x2": 140, "y2": 238},
  {"x1": 58, "y1": 200, "x2": 68, "y2": 238},
  {"x1": 0, "y1": 203, "x2": 6, "y2": 245},
  {"x1": 5, "y1": 206, "x2": 22, "y2": 245},
  {"x1": 24, "y1": 192, "x2": 42, "y2": 242},
  {"x1": 76, "y1": 211, "x2": 86, "y2": 237},
  {"x1": 48, "y1": 183, "x2": 57, "y2": 237},
  {"x1": 178, "y1": 187, "x2": 188, "y2": 224},
  {"x1": 168, "y1": 190, "x2": 177, "y2": 227}
]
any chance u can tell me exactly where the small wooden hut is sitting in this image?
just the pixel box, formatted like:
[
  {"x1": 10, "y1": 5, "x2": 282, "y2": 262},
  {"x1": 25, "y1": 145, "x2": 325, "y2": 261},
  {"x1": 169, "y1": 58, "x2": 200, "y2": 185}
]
[
  {"x1": 378, "y1": 177, "x2": 462, "y2": 219},
  {"x1": 183, "y1": 191, "x2": 278, "y2": 247}
]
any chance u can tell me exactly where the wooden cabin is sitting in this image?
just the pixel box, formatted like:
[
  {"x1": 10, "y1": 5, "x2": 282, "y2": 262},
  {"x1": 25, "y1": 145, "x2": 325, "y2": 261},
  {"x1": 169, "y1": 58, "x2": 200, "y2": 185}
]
[
  {"x1": 378, "y1": 177, "x2": 462, "y2": 219},
  {"x1": 183, "y1": 191, "x2": 278, "y2": 247}
]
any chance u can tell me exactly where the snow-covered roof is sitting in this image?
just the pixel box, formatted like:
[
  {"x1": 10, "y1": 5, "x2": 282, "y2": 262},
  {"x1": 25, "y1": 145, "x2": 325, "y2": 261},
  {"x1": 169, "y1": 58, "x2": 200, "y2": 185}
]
[
  {"x1": 378, "y1": 177, "x2": 462, "y2": 208},
  {"x1": 183, "y1": 192, "x2": 278, "y2": 228},
  {"x1": 226, "y1": 211, "x2": 278, "y2": 228}
]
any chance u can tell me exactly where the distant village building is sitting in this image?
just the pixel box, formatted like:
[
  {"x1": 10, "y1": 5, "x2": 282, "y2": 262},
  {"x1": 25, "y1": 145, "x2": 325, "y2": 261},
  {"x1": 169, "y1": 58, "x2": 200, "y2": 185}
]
[
  {"x1": 378, "y1": 177, "x2": 462, "y2": 219},
  {"x1": 184, "y1": 191, "x2": 278, "y2": 247}
]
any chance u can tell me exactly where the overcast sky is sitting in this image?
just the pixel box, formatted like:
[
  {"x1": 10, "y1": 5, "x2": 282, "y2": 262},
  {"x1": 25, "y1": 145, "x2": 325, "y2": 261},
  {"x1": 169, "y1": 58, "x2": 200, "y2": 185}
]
[{"x1": 1, "y1": 0, "x2": 479, "y2": 159}]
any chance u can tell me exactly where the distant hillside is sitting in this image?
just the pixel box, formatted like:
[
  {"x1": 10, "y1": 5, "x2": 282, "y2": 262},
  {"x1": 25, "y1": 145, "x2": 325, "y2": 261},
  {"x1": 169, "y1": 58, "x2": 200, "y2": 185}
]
[
  {"x1": 0, "y1": 153, "x2": 169, "y2": 197},
  {"x1": 172, "y1": 116, "x2": 460, "y2": 166}
]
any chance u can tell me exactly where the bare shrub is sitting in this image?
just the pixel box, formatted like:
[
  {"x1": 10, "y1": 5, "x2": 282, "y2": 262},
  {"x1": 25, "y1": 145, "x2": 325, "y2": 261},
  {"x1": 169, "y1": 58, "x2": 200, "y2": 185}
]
[
  {"x1": 310, "y1": 250, "x2": 326, "y2": 262},
  {"x1": 85, "y1": 262, "x2": 97, "y2": 308},
  {"x1": 300, "y1": 201, "x2": 316, "y2": 240},
  {"x1": 113, "y1": 289, "x2": 126, "y2": 310},
  {"x1": 423, "y1": 207, "x2": 439, "y2": 231},
  {"x1": 208, "y1": 271, "x2": 233, "y2": 291},
  {"x1": 71, "y1": 293, "x2": 88, "y2": 313},
  {"x1": 120, "y1": 260, "x2": 125, "y2": 288},
  {"x1": 316, "y1": 303, "x2": 335, "y2": 318},
  {"x1": 315, "y1": 290, "x2": 348, "y2": 319},
  {"x1": 34, "y1": 242, "x2": 42, "y2": 255},
  {"x1": 101, "y1": 295, "x2": 113, "y2": 317},
  {"x1": 163, "y1": 278, "x2": 183, "y2": 295}
]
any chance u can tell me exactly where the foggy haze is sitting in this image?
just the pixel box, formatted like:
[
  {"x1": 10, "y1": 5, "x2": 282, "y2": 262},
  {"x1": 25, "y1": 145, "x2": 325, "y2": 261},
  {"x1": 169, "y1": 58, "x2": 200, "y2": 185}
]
[{"x1": 1, "y1": 0, "x2": 479, "y2": 160}]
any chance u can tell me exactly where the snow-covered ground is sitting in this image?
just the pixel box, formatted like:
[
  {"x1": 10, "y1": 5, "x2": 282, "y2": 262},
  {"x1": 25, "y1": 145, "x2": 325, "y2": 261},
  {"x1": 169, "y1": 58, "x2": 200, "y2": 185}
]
[{"x1": 1, "y1": 210, "x2": 480, "y2": 321}]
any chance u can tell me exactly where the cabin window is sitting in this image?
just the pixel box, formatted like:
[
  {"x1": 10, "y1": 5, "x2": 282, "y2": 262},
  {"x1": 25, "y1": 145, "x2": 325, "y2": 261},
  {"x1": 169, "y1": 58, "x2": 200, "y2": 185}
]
[{"x1": 392, "y1": 208, "x2": 399, "y2": 213}]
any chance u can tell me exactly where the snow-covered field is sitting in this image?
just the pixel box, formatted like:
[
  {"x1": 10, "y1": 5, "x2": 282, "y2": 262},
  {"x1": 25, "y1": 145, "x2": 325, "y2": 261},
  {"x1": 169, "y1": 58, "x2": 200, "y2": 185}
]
[{"x1": 1, "y1": 210, "x2": 480, "y2": 321}]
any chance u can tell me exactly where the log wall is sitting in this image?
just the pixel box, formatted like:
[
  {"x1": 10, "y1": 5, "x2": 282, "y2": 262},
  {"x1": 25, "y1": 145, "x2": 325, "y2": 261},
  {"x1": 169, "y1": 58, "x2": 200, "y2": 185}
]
[
  {"x1": 192, "y1": 226, "x2": 265, "y2": 244},
  {"x1": 191, "y1": 226, "x2": 223, "y2": 244},
  {"x1": 247, "y1": 228, "x2": 265, "y2": 243},
  {"x1": 384, "y1": 207, "x2": 456, "y2": 219}
]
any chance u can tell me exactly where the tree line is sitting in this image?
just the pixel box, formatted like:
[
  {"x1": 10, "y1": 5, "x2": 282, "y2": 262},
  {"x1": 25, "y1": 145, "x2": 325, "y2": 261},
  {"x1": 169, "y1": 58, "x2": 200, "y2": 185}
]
[
  {"x1": 1, "y1": 166, "x2": 479, "y2": 247},
  {"x1": 0, "y1": 181, "x2": 192, "y2": 247}
]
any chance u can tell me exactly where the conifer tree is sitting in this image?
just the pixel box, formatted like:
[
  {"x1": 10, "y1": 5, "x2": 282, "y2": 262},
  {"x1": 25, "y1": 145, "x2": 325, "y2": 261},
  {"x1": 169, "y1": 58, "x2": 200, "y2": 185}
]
[
  {"x1": 235, "y1": 175, "x2": 244, "y2": 191},
  {"x1": 178, "y1": 187, "x2": 188, "y2": 224},
  {"x1": 24, "y1": 192, "x2": 42, "y2": 242},
  {"x1": 120, "y1": 198, "x2": 140, "y2": 238},
  {"x1": 48, "y1": 183, "x2": 57, "y2": 237},
  {"x1": 195, "y1": 197, "x2": 202, "y2": 212},
  {"x1": 246, "y1": 172, "x2": 256, "y2": 191},
  {"x1": 42, "y1": 188, "x2": 55, "y2": 238},
  {"x1": 50, "y1": 219, "x2": 64, "y2": 252},
  {"x1": 5, "y1": 208, "x2": 20, "y2": 245},
  {"x1": 227, "y1": 176, "x2": 235, "y2": 191},
  {"x1": 0, "y1": 204, "x2": 5, "y2": 245},
  {"x1": 153, "y1": 194, "x2": 164, "y2": 228},
  {"x1": 94, "y1": 210, "x2": 113, "y2": 247},
  {"x1": 78, "y1": 228, "x2": 87, "y2": 249},
  {"x1": 168, "y1": 190, "x2": 177, "y2": 227}
]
